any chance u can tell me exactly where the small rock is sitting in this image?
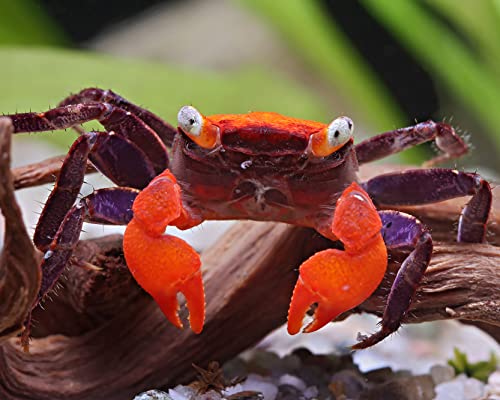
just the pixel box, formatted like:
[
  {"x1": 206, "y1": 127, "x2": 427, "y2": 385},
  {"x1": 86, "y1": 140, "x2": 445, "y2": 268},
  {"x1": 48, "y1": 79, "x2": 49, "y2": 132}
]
[
  {"x1": 430, "y1": 365, "x2": 455, "y2": 385},
  {"x1": 276, "y1": 384, "x2": 305, "y2": 400},
  {"x1": 360, "y1": 375, "x2": 435, "y2": 400},
  {"x1": 330, "y1": 369, "x2": 368, "y2": 399},
  {"x1": 168, "y1": 385, "x2": 198, "y2": 400},
  {"x1": 463, "y1": 377, "x2": 484, "y2": 400},
  {"x1": 296, "y1": 364, "x2": 330, "y2": 388},
  {"x1": 223, "y1": 357, "x2": 248, "y2": 380},
  {"x1": 279, "y1": 354, "x2": 302, "y2": 373},
  {"x1": 278, "y1": 374, "x2": 306, "y2": 391},
  {"x1": 249, "y1": 351, "x2": 282, "y2": 375},
  {"x1": 196, "y1": 390, "x2": 223, "y2": 400},
  {"x1": 239, "y1": 374, "x2": 278, "y2": 400},
  {"x1": 302, "y1": 385, "x2": 319, "y2": 399},
  {"x1": 489, "y1": 371, "x2": 500, "y2": 389},
  {"x1": 133, "y1": 390, "x2": 172, "y2": 400},
  {"x1": 434, "y1": 379, "x2": 466, "y2": 400},
  {"x1": 364, "y1": 367, "x2": 394, "y2": 383}
]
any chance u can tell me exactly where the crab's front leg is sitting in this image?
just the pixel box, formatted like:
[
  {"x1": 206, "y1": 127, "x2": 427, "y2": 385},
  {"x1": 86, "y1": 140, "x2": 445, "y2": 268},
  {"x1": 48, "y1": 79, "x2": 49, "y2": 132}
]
[
  {"x1": 287, "y1": 182, "x2": 388, "y2": 335},
  {"x1": 123, "y1": 170, "x2": 205, "y2": 333}
]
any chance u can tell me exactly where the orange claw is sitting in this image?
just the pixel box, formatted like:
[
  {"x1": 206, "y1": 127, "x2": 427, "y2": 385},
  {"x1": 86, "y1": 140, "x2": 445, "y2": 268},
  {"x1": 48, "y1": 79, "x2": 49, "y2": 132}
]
[
  {"x1": 287, "y1": 182, "x2": 387, "y2": 335},
  {"x1": 123, "y1": 170, "x2": 205, "y2": 333}
]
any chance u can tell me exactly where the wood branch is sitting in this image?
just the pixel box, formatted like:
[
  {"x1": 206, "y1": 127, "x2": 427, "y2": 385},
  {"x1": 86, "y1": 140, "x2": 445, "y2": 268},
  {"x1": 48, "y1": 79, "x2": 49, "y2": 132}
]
[
  {"x1": 0, "y1": 114, "x2": 499, "y2": 398},
  {"x1": 0, "y1": 119, "x2": 40, "y2": 343}
]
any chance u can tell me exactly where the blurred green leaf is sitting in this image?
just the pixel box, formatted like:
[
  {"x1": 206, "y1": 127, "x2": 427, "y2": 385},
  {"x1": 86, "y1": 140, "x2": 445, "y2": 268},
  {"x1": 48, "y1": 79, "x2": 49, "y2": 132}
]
[
  {"x1": 0, "y1": 47, "x2": 330, "y2": 148},
  {"x1": 362, "y1": 0, "x2": 500, "y2": 155},
  {"x1": 448, "y1": 348, "x2": 468, "y2": 374},
  {"x1": 427, "y1": 0, "x2": 500, "y2": 78},
  {"x1": 0, "y1": 0, "x2": 66, "y2": 46},
  {"x1": 235, "y1": 0, "x2": 405, "y2": 132},
  {"x1": 448, "y1": 347, "x2": 498, "y2": 382}
]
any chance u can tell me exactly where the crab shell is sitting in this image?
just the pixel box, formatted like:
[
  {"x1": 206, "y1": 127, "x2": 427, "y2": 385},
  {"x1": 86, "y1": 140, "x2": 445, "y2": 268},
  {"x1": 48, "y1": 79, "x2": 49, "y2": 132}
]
[{"x1": 170, "y1": 111, "x2": 359, "y2": 238}]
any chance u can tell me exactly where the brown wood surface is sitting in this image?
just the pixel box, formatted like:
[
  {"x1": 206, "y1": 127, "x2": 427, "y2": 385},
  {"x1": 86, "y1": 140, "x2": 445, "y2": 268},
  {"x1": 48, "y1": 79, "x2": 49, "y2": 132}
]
[{"x1": 0, "y1": 117, "x2": 498, "y2": 399}]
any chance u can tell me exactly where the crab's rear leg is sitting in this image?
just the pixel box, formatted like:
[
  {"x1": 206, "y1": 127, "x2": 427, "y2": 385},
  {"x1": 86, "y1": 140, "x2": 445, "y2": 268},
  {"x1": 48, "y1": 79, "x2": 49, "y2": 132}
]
[
  {"x1": 355, "y1": 120, "x2": 468, "y2": 166},
  {"x1": 123, "y1": 170, "x2": 205, "y2": 333},
  {"x1": 353, "y1": 211, "x2": 432, "y2": 349},
  {"x1": 363, "y1": 168, "x2": 492, "y2": 243},
  {"x1": 34, "y1": 131, "x2": 157, "y2": 251},
  {"x1": 287, "y1": 182, "x2": 388, "y2": 335},
  {"x1": 22, "y1": 187, "x2": 138, "y2": 349},
  {"x1": 8, "y1": 101, "x2": 168, "y2": 174},
  {"x1": 58, "y1": 88, "x2": 178, "y2": 147}
]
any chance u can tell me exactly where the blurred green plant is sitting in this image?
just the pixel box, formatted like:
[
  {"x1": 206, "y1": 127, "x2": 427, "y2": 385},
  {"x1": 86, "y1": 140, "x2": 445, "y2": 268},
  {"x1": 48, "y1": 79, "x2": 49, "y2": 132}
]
[
  {"x1": 363, "y1": 0, "x2": 500, "y2": 156},
  {"x1": 0, "y1": 47, "x2": 329, "y2": 149},
  {"x1": 0, "y1": 0, "x2": 66, "y2": 46},
  {"x1": 236, "y1": 0, "x2": 500, "y2": 168},
  {"x1": 448, "y1": 347, "x2": 498, "y2": 382},
  {"x1": 235, "y1": 0, "x2": 405, "y2": 133}
]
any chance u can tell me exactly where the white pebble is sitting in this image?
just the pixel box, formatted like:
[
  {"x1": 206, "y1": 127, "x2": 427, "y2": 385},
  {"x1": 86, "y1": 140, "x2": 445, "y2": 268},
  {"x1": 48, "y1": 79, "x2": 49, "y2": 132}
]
[
  {"x1": 278, "y1": 374, "x2": 306, "y2": 391},
  {"x1": 434, "y1": 380, "x2": 466, "y2": 400},
  {"x1": 303, "y1": 385, "x2": 319, "y2": 399},
  {"x1": 463, "y1": 377, "x2": 484, "y2": 399},
  {"x1": 489, "y1": 371, "x2": 500, "y2": 388},
  {"x1": 222, "y1": 383, "x2": 243, "y2": 397},
  {"x1": 133, "y1": 390, "x2": 171, "y2": 400},
  {"x1": 168, "y1": 385, "x2": 196, "y2": 400}
]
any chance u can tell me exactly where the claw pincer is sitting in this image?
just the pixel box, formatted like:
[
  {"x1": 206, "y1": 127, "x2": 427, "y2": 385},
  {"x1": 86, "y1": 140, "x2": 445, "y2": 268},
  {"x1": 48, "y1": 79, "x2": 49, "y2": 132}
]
[
  {"x1": 287, "y1": 182, "x2": 387, "y2": 335},
  {"x1": 123, "y1": 170, "x2": 205, "y2": 333}
]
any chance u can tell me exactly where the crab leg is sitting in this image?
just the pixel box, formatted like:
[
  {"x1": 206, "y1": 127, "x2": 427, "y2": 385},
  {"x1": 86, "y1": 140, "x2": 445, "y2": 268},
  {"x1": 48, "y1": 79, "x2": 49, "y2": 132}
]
[
  {"x1": 36, "y1": 188, "x2": 137, "y2": 301},
  {"x1": 7, "y1": 102, "x2": 168, "y2": 173},
  {"x1": 123, "y1": 170, "x2": 205, "y2": 333},
  {"x1": 287, "y1": 182, "x2": 388, "y2": 335},
  {"x1": 353, "y1": 211, "x2": 432, "y2": 349},
  {"x1": 355, "y1": 120, "x2": 467, "y2": 166},
  {"x1": 34, "y1": 131, "x2": 156, "y2": 251},
  {"x1": 363, "y1": 168, "x2": 492, "y2": 243},
  {"x1": 58, "y1": 87, "x2": 178, "y2": 147},
  {"x1": 20, "y1": 186, "x2": 138, "y2": 345}
]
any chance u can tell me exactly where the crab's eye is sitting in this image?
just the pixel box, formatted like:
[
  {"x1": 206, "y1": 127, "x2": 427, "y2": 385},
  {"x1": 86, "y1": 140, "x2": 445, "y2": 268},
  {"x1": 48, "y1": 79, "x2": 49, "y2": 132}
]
[
  {"x1": 178, "y1": 106, "x2": 203, "y2": 136},
  {"x1": 310, "y1": 116, "x2": 353, "y2": 157},
  {"x1": 177, "y1": 105, "x2": 219, "y2": 149}
]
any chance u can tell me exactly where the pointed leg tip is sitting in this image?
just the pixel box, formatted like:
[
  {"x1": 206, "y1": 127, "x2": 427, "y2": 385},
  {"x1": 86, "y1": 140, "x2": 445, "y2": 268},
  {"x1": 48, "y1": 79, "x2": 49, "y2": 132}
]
[{"x1": 351, "y1": 328, "x2": 393, "y2": 350}]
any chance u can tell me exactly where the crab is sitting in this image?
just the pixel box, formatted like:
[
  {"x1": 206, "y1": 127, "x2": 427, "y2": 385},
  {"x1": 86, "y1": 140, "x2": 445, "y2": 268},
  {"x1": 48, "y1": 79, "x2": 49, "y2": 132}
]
[{"x1": 8, "y1": 88, "x2": 492, "y2": 349}]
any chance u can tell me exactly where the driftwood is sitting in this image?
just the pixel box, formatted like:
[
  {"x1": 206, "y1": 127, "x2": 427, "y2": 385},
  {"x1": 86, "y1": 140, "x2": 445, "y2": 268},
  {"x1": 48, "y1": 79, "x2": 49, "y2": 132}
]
[{"x1": 0, "y1": 116, "x2": 499, "y2": 399}]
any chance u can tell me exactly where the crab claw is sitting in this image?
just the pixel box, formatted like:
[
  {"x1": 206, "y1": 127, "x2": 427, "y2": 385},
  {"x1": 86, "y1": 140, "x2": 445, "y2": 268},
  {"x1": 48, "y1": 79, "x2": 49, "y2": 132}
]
[
  {"x1": 287, "y1": 182, "x2": 387, "y2": 335},
  {"x1": 123, "y1": 169, "x2": 205, "y2": 333},
  {"x1": 124, "y1": 223, "x2": 205, "y2": 333}
]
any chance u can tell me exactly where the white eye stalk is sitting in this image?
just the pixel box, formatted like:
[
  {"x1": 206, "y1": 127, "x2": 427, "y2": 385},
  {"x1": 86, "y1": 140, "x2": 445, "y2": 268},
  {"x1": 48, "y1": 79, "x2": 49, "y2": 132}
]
[
  {"x1": 310, "y1": 116, "x2": 354, "y2": 157},
  {"x1": 326, "y1": 116, "x2": 353, "y2": 148},
  {"x1": 178, "y1": 106, "x2": 203, "y2": 136},
  {"x1": 177, "y1": 105, "x2": 219, "y2": 149}
]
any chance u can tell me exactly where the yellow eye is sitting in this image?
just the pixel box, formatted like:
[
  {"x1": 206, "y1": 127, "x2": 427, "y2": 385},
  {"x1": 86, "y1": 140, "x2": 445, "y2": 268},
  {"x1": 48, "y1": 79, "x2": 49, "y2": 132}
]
[
  {"x1": 177, "y1": 106, "x2": 219, "y2": 149},
  {"x1": 310, "y1": 116, "x2": 353, "y2": 157}
]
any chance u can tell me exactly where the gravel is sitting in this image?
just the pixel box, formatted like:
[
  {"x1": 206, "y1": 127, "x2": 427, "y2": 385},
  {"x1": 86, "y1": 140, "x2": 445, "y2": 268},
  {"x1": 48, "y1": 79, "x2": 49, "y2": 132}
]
[{"x1": 133, "y1": 348, "x2": 500, "y2": 400}]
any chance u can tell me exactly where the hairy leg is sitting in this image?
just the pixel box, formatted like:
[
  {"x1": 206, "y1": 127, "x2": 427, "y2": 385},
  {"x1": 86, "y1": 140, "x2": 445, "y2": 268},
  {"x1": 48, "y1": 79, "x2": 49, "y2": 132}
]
[{"x1": 363, "y1": 168, "x2": 492, "y2": 243}]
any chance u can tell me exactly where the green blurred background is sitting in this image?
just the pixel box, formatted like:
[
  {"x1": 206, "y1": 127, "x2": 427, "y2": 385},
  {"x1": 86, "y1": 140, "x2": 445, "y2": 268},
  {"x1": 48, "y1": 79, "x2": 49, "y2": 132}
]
[{"x1": 1, "y1": 0, "x2": 499, "y2": 173}]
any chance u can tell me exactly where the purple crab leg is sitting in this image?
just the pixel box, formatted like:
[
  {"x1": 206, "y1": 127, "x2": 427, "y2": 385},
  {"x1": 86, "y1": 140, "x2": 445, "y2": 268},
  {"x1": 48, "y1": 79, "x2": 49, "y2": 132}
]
[
  {"x1": 33, "y1": 131, "x2": 155, "y2": 251},
  {"x1": 22, "y1": 186, "x2": 138, "y2": 345},
  {"x1": 363, "y1": 168, "x2": 492, "y2": 243},
  {"x1": 58, "y1": 88, "x2": 178, "y2": 147},
  {"x1": 355, "y1": 120, "x2": 467, "y2": 166},
  {"x1": 353, "y1": 211, "x2": 432, "y2": 349},
  {"x1": 7, "y1": 102, "x2": 168, "y2": 173},
  {"x1": 38, "y1": 187, "x2": 138, "y2": 304}
]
